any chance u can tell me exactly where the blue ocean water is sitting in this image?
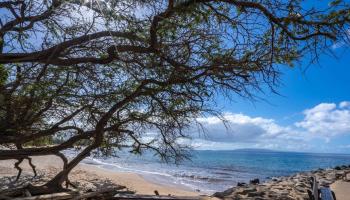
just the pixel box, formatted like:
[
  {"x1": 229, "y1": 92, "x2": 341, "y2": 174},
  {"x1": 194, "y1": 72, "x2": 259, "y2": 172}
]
[{"x1": 73, "y1": 149, "x2": 350, "y2": 193}]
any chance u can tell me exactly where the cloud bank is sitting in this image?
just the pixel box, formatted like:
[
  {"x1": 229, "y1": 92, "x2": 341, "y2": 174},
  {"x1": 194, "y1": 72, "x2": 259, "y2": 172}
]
[{"x1": 188, "y1": 101, "x2": 350, "y2": 152}]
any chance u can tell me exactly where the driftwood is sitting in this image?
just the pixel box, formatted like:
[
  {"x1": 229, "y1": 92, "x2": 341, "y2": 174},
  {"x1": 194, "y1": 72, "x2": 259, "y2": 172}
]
[
  {"x1": 72, "y1": 186, "x2": 129, "y2": 200},
  {"x1": 12, "y1": 192, "x2": 77, "y2": 200},
  {"x1": 0, "y1": 186, "x2": 129, "y2": 200},
  {"x1": 0, "y1": 185, "x2": 31, "y2": 198},
  {"x1": 112, "y1": 194, "x2": 202, "y2": 200},
  {"x1": 1, "y1": 186, "x2": 204, "y2": 200}
]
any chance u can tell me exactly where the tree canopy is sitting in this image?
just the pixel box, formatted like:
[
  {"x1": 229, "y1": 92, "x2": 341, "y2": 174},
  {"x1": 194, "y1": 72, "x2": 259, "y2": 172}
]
[{"x1": 0, "y1": 0, "x2": 349, "y2": 195}]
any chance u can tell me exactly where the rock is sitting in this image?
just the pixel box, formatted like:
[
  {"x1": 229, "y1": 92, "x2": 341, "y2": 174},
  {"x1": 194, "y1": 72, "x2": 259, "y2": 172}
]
[
  {"x1": 345, "y1": 173, "x2": 350, "y2": 181},
  {"x1": 236, "y1": 187, "x2": 257, "y2": 195},
  {"x1": 319, "y1": 179, "x2": 333, "y2": 187},
  {"x1": 247, "y1": 191, "x2": 265, "y2": 197},
  {"x1": 294, "y1": 186, "x2": 306, "y2": 193},
  {"x1": 250, "y1": 178, "x2": 260, "y2": 185},
  {"x1": 212, "y1": 188, "x2": 234, "y2": 198},
  {"x1": 335, "y1": 171, "x2": 344, "y2": 179},
  {"x1": 295, "y1": 182, "x2": 307, "y2": 188},
  {"x1": 212, "y1": 166, "x2": 350, "y2": 199},
  {"x1": 237, "y1": 182, "x2": 246, "y2": 186}
]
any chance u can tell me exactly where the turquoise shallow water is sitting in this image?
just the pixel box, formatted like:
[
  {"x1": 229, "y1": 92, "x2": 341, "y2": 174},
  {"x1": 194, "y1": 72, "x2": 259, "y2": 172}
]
[{"x1": 73, "y1": 149, "x2": 350, "y2": 193}]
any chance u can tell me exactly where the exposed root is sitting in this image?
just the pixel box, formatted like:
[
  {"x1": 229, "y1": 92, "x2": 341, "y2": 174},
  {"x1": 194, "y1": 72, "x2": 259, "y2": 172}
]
[
  {"x1": 13, "y1": 156, "x2": 37, "y2": 181},
  {"x1": 13, "y1": 144, "x2": 37, "y2": 181},
  {"x1": 14, "y1": 158, "x2": 24, "y2": 181},
  {"x1": 66, "y1": 179, "x2": 77, "y2": 189},
  {"x1": 54, "y1": 152, "x2": 71, "y2": 189},
  {"x1": 26, "y1": 157, "x2": 37, "y2": 177}
]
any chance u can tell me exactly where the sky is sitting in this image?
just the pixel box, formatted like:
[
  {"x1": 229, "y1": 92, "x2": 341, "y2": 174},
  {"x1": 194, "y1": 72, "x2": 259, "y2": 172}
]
[{"x1": 191, "y1": 45, "x2": 350, "y2": 153}]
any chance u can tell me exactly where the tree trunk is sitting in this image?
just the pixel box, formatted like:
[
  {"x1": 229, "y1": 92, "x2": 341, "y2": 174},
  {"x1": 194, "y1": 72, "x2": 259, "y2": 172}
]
[{"x1": 40, "y1": 130, "x2": 104, "y2": 194}]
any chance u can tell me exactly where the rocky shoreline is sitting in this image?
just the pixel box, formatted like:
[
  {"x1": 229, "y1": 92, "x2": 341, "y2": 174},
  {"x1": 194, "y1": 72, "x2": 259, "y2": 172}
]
[{"x1": 213, "y1": 165, "x2": 350, "y2": 200}]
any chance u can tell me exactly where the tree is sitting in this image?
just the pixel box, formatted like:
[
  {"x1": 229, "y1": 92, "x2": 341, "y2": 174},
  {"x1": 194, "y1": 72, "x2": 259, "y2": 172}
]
[{"x1": 0, "y1": 0, "x2": 349, "y2": 195}]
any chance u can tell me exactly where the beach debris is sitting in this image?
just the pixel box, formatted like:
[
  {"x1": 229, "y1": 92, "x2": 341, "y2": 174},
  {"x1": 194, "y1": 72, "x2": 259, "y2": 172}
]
[{"x1": 154, "y1": 190, "x2": 160, "y2": 196}]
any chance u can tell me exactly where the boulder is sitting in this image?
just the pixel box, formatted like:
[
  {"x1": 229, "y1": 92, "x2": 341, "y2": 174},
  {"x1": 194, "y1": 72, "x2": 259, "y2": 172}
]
[
  {"x1": 212, "y1": 188, "x2": 234, "y2": 198},
  {"x1": 237, "y1": 182, "x2": 246, "y2": 187},
  {"x1": 250, "y1": 178, "x2": 260, "y2": 185}
]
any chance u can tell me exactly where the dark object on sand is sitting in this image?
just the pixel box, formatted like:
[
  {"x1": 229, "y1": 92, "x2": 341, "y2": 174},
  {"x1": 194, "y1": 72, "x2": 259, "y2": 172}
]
[
  {"x1": 250, "y1": 178, "x2": 260, "y2": 185},
  {"x1": 154, "y1": 190, "x2": 159, "y2": 196},
  {"x1": 237, "y1": 182, "x2": 246, "y2": 186}
]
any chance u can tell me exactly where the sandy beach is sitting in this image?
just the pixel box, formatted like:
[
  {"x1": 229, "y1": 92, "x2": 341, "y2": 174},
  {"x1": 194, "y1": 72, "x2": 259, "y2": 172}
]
[
  {"x1": 0, "y1": 155, "x2": 201, "y2": 197},
  {"x1": 331, "y1": 180, "x2": 350, "y2": 200},
  {"x1": 1, "y1": 155, "x2": 350, "y2": 200}
]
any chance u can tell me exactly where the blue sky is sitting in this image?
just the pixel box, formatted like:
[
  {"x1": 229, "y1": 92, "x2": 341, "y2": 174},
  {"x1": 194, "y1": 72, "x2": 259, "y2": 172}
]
[{"x1": 191, "y1": 46, "x2": 350, "y2": 153}]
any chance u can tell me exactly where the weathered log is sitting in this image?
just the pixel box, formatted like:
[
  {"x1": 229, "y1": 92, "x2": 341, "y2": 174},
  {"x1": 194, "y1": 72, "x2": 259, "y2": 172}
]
[
  {"x1": 0, "y1": 194, "x2": 12, "y2": 200},
  {"x1": 72, "y1": 187, "x2": 129, "y2": 200},
  {"x1": 12, "y1": 192, "x2": 77, "y2": 200},
  {"x1": 2, "y1": 186, "x2": 201, "y2": 200},
  {"x1": 112, "y1": 194, "x2": 202, "y2": 200},
  {"x1": 0, "y1": 184, "x2": 30, "y2": 197}
]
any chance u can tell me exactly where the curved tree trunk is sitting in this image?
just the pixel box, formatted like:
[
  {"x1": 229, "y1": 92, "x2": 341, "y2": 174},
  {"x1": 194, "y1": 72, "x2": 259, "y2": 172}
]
[
  {"x1": 28, "y1": 131, "x2": 103, "y2": 195},
  {"x1": 45, "y1": 145, "x2": 96, "y2": 189}
]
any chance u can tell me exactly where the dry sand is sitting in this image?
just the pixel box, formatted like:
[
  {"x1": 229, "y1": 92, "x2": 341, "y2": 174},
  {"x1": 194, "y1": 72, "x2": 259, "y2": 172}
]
[
  {"x1": 331, "y1": 180, "x2": 350, "y2": 200},
  {"x1": 0, "y1": 155, "x2": 201, "y2": 197}
]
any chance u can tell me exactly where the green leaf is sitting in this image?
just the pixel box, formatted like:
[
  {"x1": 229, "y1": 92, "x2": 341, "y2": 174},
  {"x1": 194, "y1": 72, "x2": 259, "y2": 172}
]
[
  {"x1": 0, "y1": 64, "x2": 8, "y2": 86},
  {"x1": 329, "y1": 0, "x2": 342, "y2": 6}
]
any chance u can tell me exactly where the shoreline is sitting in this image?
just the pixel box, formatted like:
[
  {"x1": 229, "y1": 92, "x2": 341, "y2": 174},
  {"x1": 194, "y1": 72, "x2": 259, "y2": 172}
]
[
  {"x1": 80, "y1": 157, "x2": 202, "y2": 194},
  {"x1": 0, "y1": 155, "x2": 202, "y2": 197},
  {"x1": 80, "y1": 162, "x2": 201, "y2": 196},
  {"x1": 1, "y1": 155, "x2": 350, "y2": 199}
]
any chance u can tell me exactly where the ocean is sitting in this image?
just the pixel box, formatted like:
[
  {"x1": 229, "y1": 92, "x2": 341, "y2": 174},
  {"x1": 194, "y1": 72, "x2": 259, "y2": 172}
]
[{"x1": 70, "y1": 149, "x2": 350, "y2": 194}]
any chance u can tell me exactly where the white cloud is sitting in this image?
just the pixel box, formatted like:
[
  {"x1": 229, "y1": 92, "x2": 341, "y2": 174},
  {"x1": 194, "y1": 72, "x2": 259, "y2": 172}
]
[
  {"x1": 194, "y1": 113, "x2": 295, "y2": 142},
  {"x1": 295, "y1": 102, "x2": 350, "y2": 137},
  {"x1": 340, "y1": 101, "x2": 350, "y2": 109},
  {"x1": 142, "y1": 101, "x2": 350, "y2": 152},
  {"x1": 186, "y1": 112, "x2": 308, "y2": 151},
  {"x1": 186, "y1": 101, "x2": 350, "y2": 151}
]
